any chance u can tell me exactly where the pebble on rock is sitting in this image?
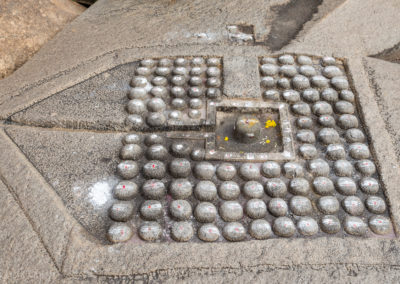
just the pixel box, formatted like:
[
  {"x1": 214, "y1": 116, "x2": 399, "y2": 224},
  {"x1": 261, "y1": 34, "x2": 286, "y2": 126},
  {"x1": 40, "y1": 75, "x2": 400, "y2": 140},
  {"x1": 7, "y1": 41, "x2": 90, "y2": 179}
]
[
  {"x1": 282, "y1": 90, "x2": 300, "y2": 103},
  {"x1": 117, "y1": 161, "x2": 139, "y2": 179},
  {"x1": 218, "y1": 181, "x2": 240, "y2": 200},
  {"x1": 344, "y1": 216, "x2": 367, "y2": 236},
  {"x1": 345, "y1": 128, "x2": 365, "y2": 143},
  {"x1": 290, "y1": 196, "x2": 312, "y2": 216},
  {"x1": 338, "y1": 114, "x2": 358, "y2": 129},
  {"x1": 249, "y1": 220, "x2": 272, "y2": 239},
  {"x1": 245, "y1": 199, "x2": 267, "y2": 219},
  {"x1": 336, "y1": 177, "x2": 357, "y2": 195},
  {"x1": 239, "y1": 163, "x2": 261, "y2": 180},
  {"x1": 299, "y1": 65, "x2": 317, "y2": 77},
  {"x1": 289, "y1": 178, "x2": 310, "y2": 196},
  {"x1": 296, "y1": 130, "x2": 316, "y2": 143},
  {"x1": 335, "y1": 100, "x2": 354, "y2": 114},
  {"x1": 297, "y1": 217, "x2": 318, "y2": 236},
  {"x1": 170, "y1": 199, "x2": 192, "y2": 220},
  {"x1": 143, "y1": 160, "x2": 166, "y2": 179},
  {"x1": 169, "y1": 179, "x2": 192, "y2": 199},
  {"x1": 302, "y1": 88, "x2": 320, "y2": 102},
  {"x1": 265, "y1": 178, "x2": 287, "y2": 197},
  {"x1": 312, "y1": 177, "x2": 334, "y2": 195},
  {"x1": 140, "y1": 200, "x2": 163, "y2": 220},
  {"x1": 114, "y1": 181, "x2": 138, "y2": 200},
  {"x1": 317, "y1": 196, "x2": 339, "y2": 214},
  {"x1": 123, "y1": 134, "x2": 140, "y2": 145},
  {"x1": 320, "y1": 215, "x2": 341, "y2": 234},
  {"x1": 283, "y1": 162, "x2": 304, "y2": 178},
  {"x1": 216, "y1": 163, "x2": 237, "y2": 180},
  {"x1": 171, "y1": 221, "x2": 194, "y2": 242},
  {"x1": 261, "y1": 161, "x2": 281, "y2": 177},
  {"x1": 297, "y1": 55, "x2": 313, "y2": 65},
  {"x1": 297, "y1": 116, "x2": 313, "y2": 129},
  {"x1": 142, "y1": 179, "x2": 166, "y2": 199},
  {"x1": 268, "y1": 198, "x2": 288, "y2": 217},
  {"x1": 219, "y1": 201, "x2": 243, "y2": 222},
  {"x1": 369, "y1": 215, "x2": 392, "y2": 235},
  {"x1": 146, "y1": 112, "x2": 166, "y2": 127},
  {"x1": 194, "y1": 202, "x2": 217, "y2": 223},
  {"x1": 194, "y1": 162, "x2": 215, "y2": 180},
  {"x1": 171, "y1": 142, "x2": 191, "y2": 157},
  {"x1": 191, "y1": 148, "x2": 205, "y2": 161},
  {"x1": 299, "y1": 144, "x2": 318, "y2": 159},
  {"x1": 120, "y1": 144, "x2": 142, "y2": 160},
  {"x1": 359, "y1": 177, "x2": 379, "y2": 194},
  {"x1": 308, "y1": 158, "x2": 330, "y2": 176},
  {"x1": 318, "y1": 115, "x2": 336, "y2": 127},
  {"x1": 333, "y1": 159, "x2": 354, "y2": 177},
  {"x1": 280, "y1": 65, "x2": 297, "y2": 77},
  {"x1": 356, "y1": 159, "x2": 376, "y2": 175},
  {"x1": 223, "y1": 222, "x2": 246, "y2": 241},
  {"x1": 127, "y1": 99, "x2": 146, "y2": 114},
  {"x1": 321, "y1": 88, "x2": 338, "y2": 102},
  {"x1": 109, "y1": 201, "x2": 134, "y2": 222},
  {"x1": 349, "y1": 143, "x2": 370, "y2": 159},
  {"x1": 169, "y1": 158, "x2": 191, "y2": 178},
  {"x1": 365, "y1": 196, "x2": 386, "y2": 214},
  {"x1": 198, "y1": 224, "x2": 220, "y2": 242},
  {"x1": 317, "y1": 128, "x2": 340, "y2": 144},
  {"x1": 273, "y1": 217, "x2": 296, "y2": 237},
  {"x1": 144, "y1": 134, "x2": 164, "y2": 146},
  {"x1": 326, "y1": 144, "x2": 346, "y2": 160},
  {"x1": 243, "y1": 181, "x2": 264, "y2": 198},
  {"x1": 312, "y1": 101, "x2": 333, "y2": 116},
  {"x1": 194, "y1": 181, "x2": 217, "y2": 201},
  {"x1": 146, "y1": 144, "x2": 168, "y2": 160},
  {"x1": 107, "y1": 222, "x2": 133, "y2": 243},
  {"x1": 342, "y1": 196, "x2": 364, "y2": 216},
  {"x1": 126, "y1": 115, "x2": 144, "y2": 129}
]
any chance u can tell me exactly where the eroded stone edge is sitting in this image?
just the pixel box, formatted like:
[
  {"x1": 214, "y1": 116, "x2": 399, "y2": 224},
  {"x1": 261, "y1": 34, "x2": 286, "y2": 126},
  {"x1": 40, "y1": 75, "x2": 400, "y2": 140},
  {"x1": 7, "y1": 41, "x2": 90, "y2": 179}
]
[
  {"x1": 0, "y1": 127, "x2": 84, "y2": 270},
  {"x1": 346, "y1": 57, "x2": 400, "y2": 234},
  {"x1": 64, "y1": 227, "x2": 400, "y2": 276}
]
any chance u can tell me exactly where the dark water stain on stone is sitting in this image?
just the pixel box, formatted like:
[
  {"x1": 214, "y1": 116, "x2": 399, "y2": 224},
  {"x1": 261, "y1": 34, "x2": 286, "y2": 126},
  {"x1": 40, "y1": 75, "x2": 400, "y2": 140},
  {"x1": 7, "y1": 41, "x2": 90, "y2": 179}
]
[
  {"x1": 371, "y1": 42, "x2": 400, "y2": 64},
  {"x1": 266, "y1": 0, "x2": 323, "y2": 51}
]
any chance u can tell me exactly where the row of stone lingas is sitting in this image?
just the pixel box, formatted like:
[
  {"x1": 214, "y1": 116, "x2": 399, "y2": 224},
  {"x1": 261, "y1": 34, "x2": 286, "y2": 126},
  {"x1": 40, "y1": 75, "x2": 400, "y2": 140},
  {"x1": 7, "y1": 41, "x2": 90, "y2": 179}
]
[
  {"x1": 125, "y1": 57, "x2": 222, "y2": 129},
  {"x1": 259, "y1": 54, "x2": 349, "y2": 101},
  {"x1": 256, "y1": 54, "x2": 392, "y2": 236},
  {"x1": 106, "y1": 134, "x2": 142, "y2": 243},
  {"x1": 107, "y1": 134, "x2": 392, "y2": 243}
]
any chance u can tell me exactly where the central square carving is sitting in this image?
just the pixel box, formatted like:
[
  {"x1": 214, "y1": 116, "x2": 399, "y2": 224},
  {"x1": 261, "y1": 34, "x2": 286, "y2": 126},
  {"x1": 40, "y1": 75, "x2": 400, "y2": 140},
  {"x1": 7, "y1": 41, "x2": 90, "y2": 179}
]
[{"x1": 205, "y1": 100, "x2": 295, "y2": 161}]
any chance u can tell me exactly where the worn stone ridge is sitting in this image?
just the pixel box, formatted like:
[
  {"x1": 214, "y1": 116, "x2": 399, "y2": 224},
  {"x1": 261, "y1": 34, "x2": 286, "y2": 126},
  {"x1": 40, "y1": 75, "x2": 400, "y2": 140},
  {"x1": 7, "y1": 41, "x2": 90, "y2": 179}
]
[
  {"x1": 105, "y1": 54, "x2": 393, "y2": 244},
  {"x1": 10, "y1": 62, "x2": 136, "y2": 131}
]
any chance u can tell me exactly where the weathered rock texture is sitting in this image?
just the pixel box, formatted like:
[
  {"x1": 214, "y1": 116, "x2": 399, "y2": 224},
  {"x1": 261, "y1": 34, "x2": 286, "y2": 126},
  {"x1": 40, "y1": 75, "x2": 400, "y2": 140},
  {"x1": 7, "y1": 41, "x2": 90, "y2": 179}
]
[{"x1": 0, "y1": 0, "x2": 85, "y2": 79}]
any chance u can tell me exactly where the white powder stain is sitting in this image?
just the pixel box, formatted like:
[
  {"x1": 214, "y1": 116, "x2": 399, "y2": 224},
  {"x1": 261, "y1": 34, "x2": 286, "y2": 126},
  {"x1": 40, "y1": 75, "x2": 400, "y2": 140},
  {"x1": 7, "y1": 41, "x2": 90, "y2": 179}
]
[{"x1": 88, "y1": 180, "x2": 113, "y2": 208}]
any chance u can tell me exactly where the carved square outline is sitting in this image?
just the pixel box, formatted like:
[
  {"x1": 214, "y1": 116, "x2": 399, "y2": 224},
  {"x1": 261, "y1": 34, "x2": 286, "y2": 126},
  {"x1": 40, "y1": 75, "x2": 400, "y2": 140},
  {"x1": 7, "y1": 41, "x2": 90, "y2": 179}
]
[{"x1": 204, "y1": 99, "x2": 295, "y2": 161}]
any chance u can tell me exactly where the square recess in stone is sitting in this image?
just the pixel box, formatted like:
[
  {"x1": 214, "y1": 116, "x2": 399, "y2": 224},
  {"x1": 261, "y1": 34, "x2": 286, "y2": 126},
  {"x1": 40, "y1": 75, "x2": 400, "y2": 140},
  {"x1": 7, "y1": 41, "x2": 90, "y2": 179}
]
[
  {"x1": 108, "y1": 55, "x2": 393, "y2": 244},
  {"x1": 204, "y1": 100, "x2": 295, "y2": 161}
]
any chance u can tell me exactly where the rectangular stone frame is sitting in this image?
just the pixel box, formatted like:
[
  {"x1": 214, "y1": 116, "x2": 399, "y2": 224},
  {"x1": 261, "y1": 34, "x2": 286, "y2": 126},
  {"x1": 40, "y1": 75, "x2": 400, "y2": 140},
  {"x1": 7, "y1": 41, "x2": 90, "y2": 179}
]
[
  {"x1": 204, "y1": 99, "x2": 295, "y2": 161},
  {"x1": 1, "y1": 55, "x2": 400, "y2": 277}
]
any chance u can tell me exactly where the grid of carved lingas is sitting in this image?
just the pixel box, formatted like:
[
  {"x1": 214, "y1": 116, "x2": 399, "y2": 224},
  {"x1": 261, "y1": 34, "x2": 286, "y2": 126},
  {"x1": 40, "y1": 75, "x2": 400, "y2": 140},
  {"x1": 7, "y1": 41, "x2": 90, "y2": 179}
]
[{"x1": 106, "y1": 55, "x2": 392, "y2": 244}]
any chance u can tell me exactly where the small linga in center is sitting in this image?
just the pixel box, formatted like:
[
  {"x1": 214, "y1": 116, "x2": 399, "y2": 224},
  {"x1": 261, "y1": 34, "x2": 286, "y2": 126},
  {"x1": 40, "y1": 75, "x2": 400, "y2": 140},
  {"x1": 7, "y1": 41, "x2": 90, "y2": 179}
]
[{"x1": 234, "y1": 114, "x2": 262, "y2": 143}]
